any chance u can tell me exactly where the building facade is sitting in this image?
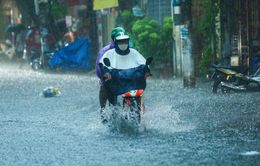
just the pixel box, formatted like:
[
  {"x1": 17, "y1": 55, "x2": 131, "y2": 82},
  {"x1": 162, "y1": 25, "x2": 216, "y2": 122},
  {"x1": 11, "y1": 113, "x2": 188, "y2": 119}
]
[
  {"x1": 146, "y1": 0, "x2": 171, "y2": 24},
  {"x1": 221, "y1": 0, "x2": 260, "y2": 68}
]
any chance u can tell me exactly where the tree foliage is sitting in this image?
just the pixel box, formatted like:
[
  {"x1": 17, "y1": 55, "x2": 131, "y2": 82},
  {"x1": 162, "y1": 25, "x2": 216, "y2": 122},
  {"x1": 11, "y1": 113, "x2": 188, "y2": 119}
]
[
  {"x1": 119, "y1": 10, "x2": 174, "y2": 77},
  {"x1": 197, "y1": 0, "x2": 220, "y2": 76},
  {"x1": 0, "y1": 4, "x2": 5, "y2": 40},
  {"x1": 49, "y1": 0, "x2": 67, "y2": 19},
  {"x1": 161, "y1": 17, "x2": 174, "y2": 64},
  {"x1": 122, "y1": 12, "x2": 173, "y2": 66},
  {"x1": 132, "y1": 18, "x2": 160, "y2": 59},
  {"x1": 120, "y1": 10, "x2": 136, "y2": 33}
]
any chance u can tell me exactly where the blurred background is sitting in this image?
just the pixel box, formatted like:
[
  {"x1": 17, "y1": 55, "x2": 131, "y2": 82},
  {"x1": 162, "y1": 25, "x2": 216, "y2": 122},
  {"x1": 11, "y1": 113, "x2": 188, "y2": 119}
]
[{"x1": 0, "y1": 0, "x2": 260, "y2": 84}]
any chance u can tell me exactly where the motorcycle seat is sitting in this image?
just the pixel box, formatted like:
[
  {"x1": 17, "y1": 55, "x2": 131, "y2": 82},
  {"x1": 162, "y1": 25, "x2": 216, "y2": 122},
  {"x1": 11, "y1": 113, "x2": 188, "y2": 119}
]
[{"x1": 211, "y1": 64, "x2": 248, "y2": 74}]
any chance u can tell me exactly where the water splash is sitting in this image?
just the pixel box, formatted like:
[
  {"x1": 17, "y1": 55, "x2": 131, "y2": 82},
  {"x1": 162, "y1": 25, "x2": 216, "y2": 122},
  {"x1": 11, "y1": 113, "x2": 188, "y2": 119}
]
[
  {"x1": 143, "y1": 101, "x2": 195, "y2": 134},
  {"x1": 101, "y1": 105, "x2": 146, "y2": 134},
  {"x1": 240, "y1": 151, "x2": 260, "y2": 156}
]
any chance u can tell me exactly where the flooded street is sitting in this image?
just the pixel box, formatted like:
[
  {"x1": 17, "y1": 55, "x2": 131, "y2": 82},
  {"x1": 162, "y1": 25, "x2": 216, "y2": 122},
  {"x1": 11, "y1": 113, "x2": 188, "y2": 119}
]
[{"x1": 0, "y1": 63, "x2": 260, "y2": 165}]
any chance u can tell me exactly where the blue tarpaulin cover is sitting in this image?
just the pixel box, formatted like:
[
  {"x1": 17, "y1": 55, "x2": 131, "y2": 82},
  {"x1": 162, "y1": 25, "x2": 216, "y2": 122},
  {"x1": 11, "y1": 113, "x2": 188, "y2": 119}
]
[{"x1": 49, "y1": 37, "x2": 91, "y2": 70}]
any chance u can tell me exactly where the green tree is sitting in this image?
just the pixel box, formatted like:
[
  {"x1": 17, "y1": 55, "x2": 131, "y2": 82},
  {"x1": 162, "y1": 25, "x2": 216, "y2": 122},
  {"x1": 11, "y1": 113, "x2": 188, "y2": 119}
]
[
  {"x1": 131, "y1": 17, "x2": 173, "y2": 64},
  {"x1": 197, "y1": 0, "x2": 220, "y2": 76},
  {"x1": 0, "y1": 2, "x2": 6, "y2": 40},
  {"x1": 120, "y1": 10, "x2": 136, "y2": 33},
  {"x1": 131, "y1": 18, "x2": 161, "y2": 59},
  {"x1": 161, "y1": 17, "x2": 174, "y2": 64},
  {"x1": 49, "y1": 0, "x2": 67, "y2": 19},
  {"x1": 120, "y1": 10, "x2": 173, "y2": 76}
]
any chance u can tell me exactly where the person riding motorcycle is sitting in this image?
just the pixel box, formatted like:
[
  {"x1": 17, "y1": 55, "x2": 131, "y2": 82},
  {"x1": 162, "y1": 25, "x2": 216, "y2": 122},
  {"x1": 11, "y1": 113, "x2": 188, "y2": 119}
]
[
  {"x1": 96, "y1": 27, "x2": 126, "y2": 116},
  {"x1": 99, "y1": 28, "x2": 149, "y2": 123}
]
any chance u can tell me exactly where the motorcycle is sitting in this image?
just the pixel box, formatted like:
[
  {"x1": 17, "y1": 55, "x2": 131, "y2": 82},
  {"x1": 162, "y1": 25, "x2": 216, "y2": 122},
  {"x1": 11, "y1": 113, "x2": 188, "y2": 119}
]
[
  {"x1": 99, "y1": 57, "x2": 153, "y2": 131},
  {"x1": 211, "y1": 64, "x2": 260, "y2": 93},
  {"x1": 29, "y1": 49, "x2": 54, "y2": 70},
  {"x1": 0, "y1": 40, "x2": 15, "y2": 60},
  {"x1": 24, "y1": 27, "x2": 56, "y2": 71}
]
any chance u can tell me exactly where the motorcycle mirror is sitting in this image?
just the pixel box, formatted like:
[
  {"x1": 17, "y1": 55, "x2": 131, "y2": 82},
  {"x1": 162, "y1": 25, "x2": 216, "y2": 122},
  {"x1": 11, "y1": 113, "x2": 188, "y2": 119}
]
[
  {"x1": 103, "y1": 58, "x2": 111, "y2": 67},
  {"x1": 146, "y1": 57, "x2": 153, "y2": 65}
]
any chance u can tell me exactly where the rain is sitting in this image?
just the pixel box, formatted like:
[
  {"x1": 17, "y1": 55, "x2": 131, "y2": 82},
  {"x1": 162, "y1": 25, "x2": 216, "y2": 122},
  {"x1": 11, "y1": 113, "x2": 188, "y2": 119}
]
[{"x1": 0, "y1": 62, "x2": 260, "y2": 165}]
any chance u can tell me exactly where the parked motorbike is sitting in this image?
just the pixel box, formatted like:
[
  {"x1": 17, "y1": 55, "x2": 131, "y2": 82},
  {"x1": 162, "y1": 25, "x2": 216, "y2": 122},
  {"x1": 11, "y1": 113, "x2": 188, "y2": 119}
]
[
  {"x1": 0, "y1": 40, "x2": 15, "y2": 60},
  {"x1": 100, "y1": 57, "x2": 153, "y2": 131},
  {"x1": 24, "y1": 26, "x2": 56, "y2": 71},
  {"x1": 211, "y1": 64, "x2": 260, "y2": 93},
  {"x1": 29, "y1": 49, "x2": 54, "y2": 70}
]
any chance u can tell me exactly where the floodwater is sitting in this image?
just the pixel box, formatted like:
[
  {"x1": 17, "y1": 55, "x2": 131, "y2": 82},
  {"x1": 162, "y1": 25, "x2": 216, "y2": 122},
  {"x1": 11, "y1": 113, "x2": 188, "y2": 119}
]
[{"x1": 0, "y1": 63, "x2": 260, "y2": 165}]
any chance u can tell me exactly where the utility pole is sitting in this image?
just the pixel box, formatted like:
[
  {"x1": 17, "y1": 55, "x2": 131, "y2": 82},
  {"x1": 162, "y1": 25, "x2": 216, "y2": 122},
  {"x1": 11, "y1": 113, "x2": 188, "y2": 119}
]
[
  {"x1": 172, "y1": 0, "x2": 195, "y2": 87},
  {"x1": 182, "y1": 0, "x2": 195, "y2": 88},
  {"x1": 172, "y1": 0, "x2": 183, "y2": 77},
  {"x1": 10, "y1": 1, "x2": 15, "y2": 47},
  {"x1": 181, "y1": 25, "x2": 195, "y2": 87},
  {"x1": 34, "y1": 0, "x2": 39, "y2": 15}
]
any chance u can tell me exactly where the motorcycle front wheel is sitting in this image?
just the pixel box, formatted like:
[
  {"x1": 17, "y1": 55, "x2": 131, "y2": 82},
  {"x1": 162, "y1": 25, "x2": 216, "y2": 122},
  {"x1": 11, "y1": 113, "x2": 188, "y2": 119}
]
[{"x1": 124, "y1": 98, "x2": 141, "y2": 124}]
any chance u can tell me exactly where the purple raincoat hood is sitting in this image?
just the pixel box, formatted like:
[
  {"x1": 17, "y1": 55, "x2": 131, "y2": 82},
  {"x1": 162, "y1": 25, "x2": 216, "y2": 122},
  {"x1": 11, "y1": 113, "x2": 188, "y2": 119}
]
[{"x1": 95, "y1": 41, "x2": 115, "y2": 79}]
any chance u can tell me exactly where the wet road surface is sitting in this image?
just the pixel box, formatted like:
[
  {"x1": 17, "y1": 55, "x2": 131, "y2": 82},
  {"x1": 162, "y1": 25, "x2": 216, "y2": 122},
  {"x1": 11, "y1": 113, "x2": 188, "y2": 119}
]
[{"x1": 0, "y1": 63, "x2": 260, "y2": 165}]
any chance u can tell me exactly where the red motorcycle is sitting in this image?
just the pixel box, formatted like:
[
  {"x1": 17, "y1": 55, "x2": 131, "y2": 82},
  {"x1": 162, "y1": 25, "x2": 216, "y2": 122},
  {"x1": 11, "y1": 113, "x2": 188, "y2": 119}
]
[{"x1": 100, "y1": 57, "x2": 152, "y2": 131}]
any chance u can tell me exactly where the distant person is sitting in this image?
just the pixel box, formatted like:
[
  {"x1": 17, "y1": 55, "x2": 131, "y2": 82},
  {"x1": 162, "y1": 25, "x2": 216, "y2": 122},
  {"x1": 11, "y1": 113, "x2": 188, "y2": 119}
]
[
  {"x1": 15, "y1": 29, "x2": 26, "y2": 60},
  {"x1": 26, "y1": 27, "x2": 41, "y2": 55},
  {"x1": 64, "y1": 28, "x2": 77, "y2": 45}
]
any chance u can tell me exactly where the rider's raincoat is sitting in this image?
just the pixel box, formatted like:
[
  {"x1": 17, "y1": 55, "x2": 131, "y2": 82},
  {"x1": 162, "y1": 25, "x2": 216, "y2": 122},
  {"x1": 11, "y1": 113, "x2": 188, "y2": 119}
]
[
  {"x1": 95, "y1": 41, "x2": 114, "y2": 79},
  {"x1": 100, "y1": 48, "x2": 147, "y2": 95}
]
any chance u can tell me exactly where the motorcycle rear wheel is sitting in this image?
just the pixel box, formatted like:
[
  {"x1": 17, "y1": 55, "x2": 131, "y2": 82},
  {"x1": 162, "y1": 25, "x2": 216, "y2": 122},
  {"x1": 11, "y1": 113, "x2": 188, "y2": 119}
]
[
  {"x1": 212, "y1": 79, "x2": 222, "y2": 93},
  {"x1": 31, "y1": 61, "x2": 41, "y2": 70},
  {"x1": 221, "y1": 86, "x2": 231, "y2": 93}
]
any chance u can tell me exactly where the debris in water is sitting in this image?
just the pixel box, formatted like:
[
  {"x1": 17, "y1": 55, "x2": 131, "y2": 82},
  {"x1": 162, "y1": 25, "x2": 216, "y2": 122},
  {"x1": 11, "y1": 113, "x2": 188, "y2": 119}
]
[{"x1": 42, "y1": 87, "x2": 61, "y2": 97}]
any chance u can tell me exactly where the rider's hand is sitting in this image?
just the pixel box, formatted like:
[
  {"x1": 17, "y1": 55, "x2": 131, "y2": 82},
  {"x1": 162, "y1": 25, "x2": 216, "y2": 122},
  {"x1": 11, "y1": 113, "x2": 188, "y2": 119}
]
[
  {"x1": 144, "y1": 72, "x2": 150, "y2": 79},
  {"x1": 104, "y1": 72, "x2": 112, "y2": 80}
]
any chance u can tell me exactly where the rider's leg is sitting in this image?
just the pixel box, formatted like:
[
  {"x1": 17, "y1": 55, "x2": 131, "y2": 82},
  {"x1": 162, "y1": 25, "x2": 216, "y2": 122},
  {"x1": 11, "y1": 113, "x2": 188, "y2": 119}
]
[
  {"x1": 99, "y1": 85, "x2": 107, "y2": 109},
  {"x1": 99, "y1": 85, "x2": 108, "y2": 123},
  {"x1": 108, "y1": 95, "x2": 117, "y2": 106}
]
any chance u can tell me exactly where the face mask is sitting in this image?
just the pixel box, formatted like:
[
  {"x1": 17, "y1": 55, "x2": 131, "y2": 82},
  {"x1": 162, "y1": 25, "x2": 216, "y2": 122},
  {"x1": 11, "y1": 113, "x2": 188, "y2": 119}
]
[{"x1": 118, "y1": 44, "x2": 128, "y2": 51}]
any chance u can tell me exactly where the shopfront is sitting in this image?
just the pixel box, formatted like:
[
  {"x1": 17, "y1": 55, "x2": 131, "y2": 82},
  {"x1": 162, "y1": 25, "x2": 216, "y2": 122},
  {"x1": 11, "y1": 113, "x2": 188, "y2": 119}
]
[{"x1": 221, "y1": 0, "x2": 260, "y2": 70}]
